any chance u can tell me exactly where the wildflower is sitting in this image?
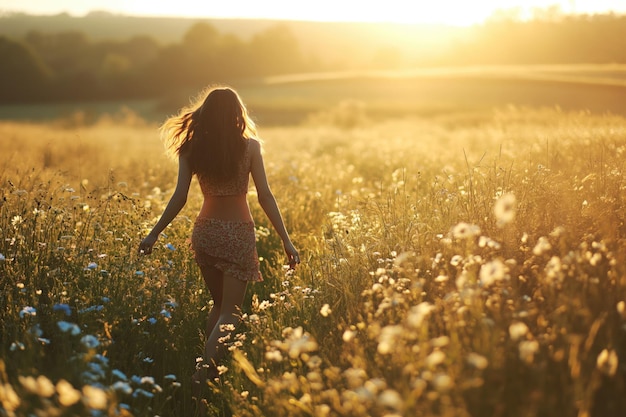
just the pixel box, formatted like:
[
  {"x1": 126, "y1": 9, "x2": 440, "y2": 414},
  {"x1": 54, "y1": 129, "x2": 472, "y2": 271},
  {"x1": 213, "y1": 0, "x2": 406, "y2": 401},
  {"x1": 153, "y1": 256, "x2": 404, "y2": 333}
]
[
  {"x1": 57, "y1": 321, "x2": 81, "y2": 335},
  {"x1": 11, "y1": 215, "x2": 23, "y2": 227},
  {"x1": 344, "y1": 367, "x2": 367, "y2": 388},
  {"x1": 10, "y1": 342, "x2": 25, "y2": 351},
  {"x1": 135, "y1": 270, "x2": 145, "y2": 277},
  {"x1": 432, "y1": 373, "x2": 454, "y2": 392},
  {"x1": 479, "y1": 235, "x2": 501, "y2": 249},
  {"x1": 597, "y1": 349, "x2": 618, "y2": 376},
  {"x1": 509, "y1": 322, "x2": 529, "y2": 341},
  {"x1": 0, "y1": 383, "x2": 20, "y2": 412},
  {"x1": 617, "y1": 301, "x2": 626, "y2": 320},
  {"x1": 140, "y1": 376, "x2": 155, "y2": 385},
  {"x1": 83, "y1": 385, "x2": 107, "y2": 409},
  {"x1": 112, "y1": 369, "x2": 128, "y2": 381},
  {"x1": 86, "y1": 262, "x2": 98, "y2": 270},
  {"x1": 451, "y1": 222, "x2": 481, "y2": 240},
  {"x1": 19, "y1": 375, "x2": 55, "y2": 397},
  {"x1": 406, "y1": 302, "x2": 435, "y2": 328},
  {"x1": 132, "y1": 388, "x2": 154, "y2": 399},
  {"x1": 545, "y1": 256, "x2": 564, "y2": 284},
  {"x1": 160, "y1": 309, "x2": 172, "y2": 319},
  {"x1": 53, "y1": 303, "x2": 72, "y2": 316},
  {"x1": 56, "y1": 379, "x2": 81, "y2": 406},
  {"x1": 147, "y1": 317, "x2": 157, "y2": 325},
  {"x1": 450, "y1": 255, "x2": 463, "y2": 266},
  {"x1": 265, "y1": 349, "x2": 283, "y2": 362},
  {"x1": 467, "y1": 353, "x2": 489, "y2": 370},
  {"x1": 494, "y1": 193, "x2": 516, "y2": 227},
  {"x1": 81, "y1": 335, "x2": 100, "y2": 349},
  {"x1": 143, "y1": 357, "x2": 154, "y2": 363},
  {"x1": 377, "y1": 325, "x2": 403, "y2": 355},
  {"x1": 165, "y1": 243, "x2": 176, "y2": 251},
  {"x1": 378, "y1": 389, "x2": 403, "y2": 411},
  {"x1": 479, "y1": 259, "x2": 507, "y2": 287},
  {"x1": 79, "y1": 305, "x2": 104, "y2": 314},
  {"x1": 342, "y1": 329, "x2": 357, "y2": 343},
  {"x1": 431, "y1": 336, "x2": 450, "y2": 348},
  {"x1": 435, "y1": 274, "x2": 448, "y2": 283},
  {"x1": 320, "y1": 304, "x2": 332, "y2": 317},
  {"x1": 112, "y1": 381, "x2": 132, "y2": 395},
  {"x1": 519, "y1": 340, "x2": 539, "y2": 363},
  {"x1": 19, "y1": 306, "x2": 36, "y2": 318},
  {"x1": 425, "y1": 350, "x2": 446, "y2": 368},
  {"x1": 533, "y1": 237, "x2": 552, "y2": 255}
]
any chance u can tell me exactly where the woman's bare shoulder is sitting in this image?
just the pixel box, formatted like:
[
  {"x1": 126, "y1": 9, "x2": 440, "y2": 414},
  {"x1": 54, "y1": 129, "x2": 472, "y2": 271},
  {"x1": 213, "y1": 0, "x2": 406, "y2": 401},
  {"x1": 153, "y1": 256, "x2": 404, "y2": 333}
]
[{"x1": 248, "y1": 137, "x2": 263, "y2": 154}]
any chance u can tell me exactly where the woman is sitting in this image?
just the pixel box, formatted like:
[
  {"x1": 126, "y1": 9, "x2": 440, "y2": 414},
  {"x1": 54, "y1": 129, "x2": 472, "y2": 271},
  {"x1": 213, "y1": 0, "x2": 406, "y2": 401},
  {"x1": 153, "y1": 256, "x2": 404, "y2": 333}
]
[{"x1": 138, "y1": 86, "x2": 299, "y2": 396}]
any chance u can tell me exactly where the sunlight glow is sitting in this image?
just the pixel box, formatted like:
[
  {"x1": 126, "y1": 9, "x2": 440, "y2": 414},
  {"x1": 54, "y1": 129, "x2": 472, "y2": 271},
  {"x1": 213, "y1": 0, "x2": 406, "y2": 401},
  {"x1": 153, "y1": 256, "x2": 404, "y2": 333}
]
[{"x1": 2, "y1": 0, "x2": 626, "y2": 26}]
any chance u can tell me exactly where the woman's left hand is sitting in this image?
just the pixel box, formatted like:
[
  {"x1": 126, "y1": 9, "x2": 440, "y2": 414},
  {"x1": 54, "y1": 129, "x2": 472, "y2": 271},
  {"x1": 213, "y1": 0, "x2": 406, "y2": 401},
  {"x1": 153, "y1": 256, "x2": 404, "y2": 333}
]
[{"x1": 283, "y1": 241, "x2": 300, "y2": 269}]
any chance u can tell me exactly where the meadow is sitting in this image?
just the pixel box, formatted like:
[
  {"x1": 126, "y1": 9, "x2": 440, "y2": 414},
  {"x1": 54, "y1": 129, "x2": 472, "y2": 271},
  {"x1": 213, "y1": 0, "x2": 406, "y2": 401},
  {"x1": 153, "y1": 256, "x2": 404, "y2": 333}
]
[{"x1": 1, "y1": 99, "x2": 626, "y2": 417}]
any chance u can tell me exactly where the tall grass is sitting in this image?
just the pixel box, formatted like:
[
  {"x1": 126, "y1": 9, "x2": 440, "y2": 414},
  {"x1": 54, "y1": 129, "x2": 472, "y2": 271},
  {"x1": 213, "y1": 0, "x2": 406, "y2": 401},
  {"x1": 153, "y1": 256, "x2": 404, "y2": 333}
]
[{"x1": 1, "y1": 106, "x2": 625, "y2": 416}]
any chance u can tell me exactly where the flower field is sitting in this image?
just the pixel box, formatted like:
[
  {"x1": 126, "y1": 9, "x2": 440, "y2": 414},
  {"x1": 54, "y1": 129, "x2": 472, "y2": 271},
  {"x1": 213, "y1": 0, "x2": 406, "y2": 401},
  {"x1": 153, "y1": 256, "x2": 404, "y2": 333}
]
[{"x1": 1, "y1": 105, "x2": 625, "y2": 416}]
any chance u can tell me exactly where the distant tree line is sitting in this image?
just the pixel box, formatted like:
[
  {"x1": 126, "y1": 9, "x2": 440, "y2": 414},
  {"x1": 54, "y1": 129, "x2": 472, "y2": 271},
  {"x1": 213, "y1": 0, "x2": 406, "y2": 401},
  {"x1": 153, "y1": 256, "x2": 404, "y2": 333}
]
[
  {"x1": 0, "y1": 22, "x2": 307, "y2": 103},
  {"x1": 1, "y1": 12, "x2": 626, "y2": 103}
]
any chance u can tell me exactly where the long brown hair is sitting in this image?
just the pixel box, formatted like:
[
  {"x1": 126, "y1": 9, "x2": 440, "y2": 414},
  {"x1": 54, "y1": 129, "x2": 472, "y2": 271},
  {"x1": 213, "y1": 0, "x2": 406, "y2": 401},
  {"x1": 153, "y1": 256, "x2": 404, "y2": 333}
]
[{"x1": 160, "y1": 85, "x2": 258, "y2": 181}]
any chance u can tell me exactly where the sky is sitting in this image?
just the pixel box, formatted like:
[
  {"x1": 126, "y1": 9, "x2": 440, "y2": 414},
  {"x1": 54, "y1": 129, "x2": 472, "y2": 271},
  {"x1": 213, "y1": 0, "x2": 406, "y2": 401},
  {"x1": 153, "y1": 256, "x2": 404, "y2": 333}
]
[{"x1": 1, "y1": 0, "x2": 626, "y2": 26}]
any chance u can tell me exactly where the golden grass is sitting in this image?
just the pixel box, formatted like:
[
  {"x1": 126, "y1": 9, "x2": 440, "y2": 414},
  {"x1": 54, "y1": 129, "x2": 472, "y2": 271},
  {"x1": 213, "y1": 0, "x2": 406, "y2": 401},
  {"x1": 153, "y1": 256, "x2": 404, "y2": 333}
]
[{"x1": 1, "y1": 105, "x2": 625, "y2": 416}]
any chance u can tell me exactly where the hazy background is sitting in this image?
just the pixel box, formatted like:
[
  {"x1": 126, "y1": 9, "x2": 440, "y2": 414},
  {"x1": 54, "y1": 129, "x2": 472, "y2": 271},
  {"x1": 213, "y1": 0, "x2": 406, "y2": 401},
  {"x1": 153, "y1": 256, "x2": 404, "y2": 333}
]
[{"x1": 1, "y1": 6, "x2": 626, "y2": 125}]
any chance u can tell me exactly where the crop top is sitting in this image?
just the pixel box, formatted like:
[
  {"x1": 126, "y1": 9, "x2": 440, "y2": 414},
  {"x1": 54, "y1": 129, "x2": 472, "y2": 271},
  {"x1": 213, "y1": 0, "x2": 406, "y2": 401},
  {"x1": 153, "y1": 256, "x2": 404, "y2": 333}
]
[{"x1": 197, "y1": 139, "x2": 252, "y2": 197}]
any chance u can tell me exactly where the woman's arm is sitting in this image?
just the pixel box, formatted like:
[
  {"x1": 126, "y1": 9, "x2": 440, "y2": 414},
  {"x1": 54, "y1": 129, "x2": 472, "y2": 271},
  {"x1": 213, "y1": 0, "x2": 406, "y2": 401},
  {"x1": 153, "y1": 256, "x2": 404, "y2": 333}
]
[
  {"x1": 138, "y1": 154, "x2": 193, "y2": 255},
  {"x1": 249, "y1": 139, "x2": 300, "y2": 268}
]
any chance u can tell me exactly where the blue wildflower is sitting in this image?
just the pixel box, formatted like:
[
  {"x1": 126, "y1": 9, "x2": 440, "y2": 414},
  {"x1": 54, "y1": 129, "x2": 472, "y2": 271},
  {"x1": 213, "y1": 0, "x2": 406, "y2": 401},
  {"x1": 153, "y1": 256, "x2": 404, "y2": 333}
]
[
  {"x1": 19, "y1": 306, "x2": 36, "y2": 318},
  {"x1": 132, "y1": 388, "x2": 154, "y2": 399},
  {"x1": 10, "y1": 342, "x2": 25, "y2": 351},
  {"x1": 53, "y1": 303, "x2": 72, "y2": 316},
  {"x1": 57, "y1": 321, "x2": 81, "y2": 335},
  {"x1": 112, "y1": 381, "x2": 132, "y2": 395},
  {"x1": 81, "y1": 335, "x2": 100, "y2": 349},
  {"x1": 79, "y1": 305, "x2": 104, "y2": 314},
  {"x1": 112, "y1": 369, "x2": 128, "y2": 381}
]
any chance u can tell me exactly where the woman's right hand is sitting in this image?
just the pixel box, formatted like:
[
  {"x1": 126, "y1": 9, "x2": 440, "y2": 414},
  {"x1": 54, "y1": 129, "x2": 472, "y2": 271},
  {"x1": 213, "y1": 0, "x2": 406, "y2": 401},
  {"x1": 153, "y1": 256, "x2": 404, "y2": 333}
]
[
  {"x1": 138, "y1": 234, "x2": 158, "y2": 256},
  {"x1": 283, "y1": 241, "x2": 300, "y2": 269}
]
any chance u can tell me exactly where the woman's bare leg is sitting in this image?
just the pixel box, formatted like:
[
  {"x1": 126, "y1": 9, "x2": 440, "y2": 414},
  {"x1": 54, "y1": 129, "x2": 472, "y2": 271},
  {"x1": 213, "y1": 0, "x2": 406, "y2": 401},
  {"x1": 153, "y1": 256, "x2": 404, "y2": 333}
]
[
  {"x1": 203, "y1": 273, "x2": 248, "y2": 371},
  {"x1": 200, "y1": 264, "x2": 223, "y2": 340},
  {"x1": 192, "y1": 263, "x2": 224, "y2": 412}
]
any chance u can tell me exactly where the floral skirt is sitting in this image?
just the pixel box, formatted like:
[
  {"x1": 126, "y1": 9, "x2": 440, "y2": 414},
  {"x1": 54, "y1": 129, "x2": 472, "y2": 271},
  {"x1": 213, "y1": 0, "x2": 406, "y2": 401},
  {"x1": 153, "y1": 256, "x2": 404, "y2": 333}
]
[{"x1": 191, "y1": 217, "x2": 262, "y2": 282}]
